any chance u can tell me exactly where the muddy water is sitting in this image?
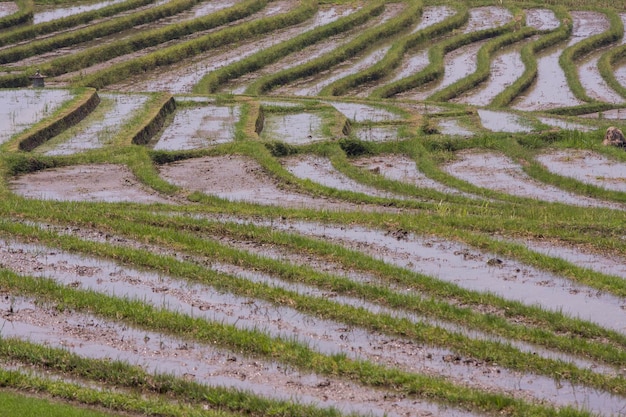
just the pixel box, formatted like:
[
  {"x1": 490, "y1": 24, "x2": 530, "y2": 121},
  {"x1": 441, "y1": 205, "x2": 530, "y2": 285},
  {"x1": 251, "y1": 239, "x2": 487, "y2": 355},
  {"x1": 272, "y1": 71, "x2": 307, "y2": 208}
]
[
  {"x1": 267, "y1": 219, "x2": 626, "y2": 336},
  {"x1": 477, "y1": 109, "x2": 533, "y2": 133},
  {"x1": 1, "y1": 238, "x2": 624, "y2": 415},
  {"x1": 152, "y1": 103, "x2": 240, "y2": 151},
  {"x1": 33, "y1": 218, "x2": 623, "y2": 376},
  {"x1": 325, "y1": 101, "x2": 402, "y2": 122},
  {"x1": 580, "y1": 108, "x2": 626, "y2": 119},
  {"x1": 0, "y1": 89, "x2": 72, "y2": 144},
  {"x1": 351, "y1": 155, "x2": 471, "y2": 197},
  {"x1": 525, "y1": 9, "x2": 559, "y2": 31},
  {"x1": 353, "y1": 125, "x2": 400, "y2": 142},
  {"x1": 404, "y1": 41, "x2": 487, "y2": 101},
  {"x1": 514, "y1": 11, "x2": 609, "y2": 111},
  {"x1": 38, "y1": 93, "x2": 149, "y2": 156},
  {"x1": 8, "y1": 164, "x2": 174, "y2": 204},
  {"x1": 537, "y1": 116, "x2": 594, "y2": 132},
  {"x1": 454, "y1": 40, "x2": 531, "y2": 107},
  {"x1": 410, "y1": 5, "x2": 456, "y2": 34},
  {"x1": 260, "y1": 112, "x2": 325, "y2": 144},
  {"x1": 442, "y1": 150, "x2": 624, "y2": 210},
  {"x1": 33, "y1": 0, "x2": 127, "y2": 24},
  {"x1": 0, "y1": 2, "x2": 18, "y2": 18},
  {"x1": 0, "y1": 297, "x2": 480, "y2": 417},
  {"x1": 281, "y1": 155, "x2": 406, "y2": 200},
  {"x1": 157, "y1": 155, "x2": 398, "y2": 212},
  {"x1": 462, "y1": 6, "x2": 512, "y2": 34},
  {"x1": 535, "y1": 149, "x2": 626, "y2": 193},
  {"x1": 436, "y1": 118, "x2": 475, "y2": 137}
]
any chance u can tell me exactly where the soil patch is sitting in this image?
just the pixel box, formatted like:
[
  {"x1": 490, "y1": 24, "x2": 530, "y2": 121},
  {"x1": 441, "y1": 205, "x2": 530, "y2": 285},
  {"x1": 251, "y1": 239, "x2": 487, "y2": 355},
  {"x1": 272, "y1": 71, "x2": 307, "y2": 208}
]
[{"x1": 8, "y1": 163, "x2": 176, "y2": 204}]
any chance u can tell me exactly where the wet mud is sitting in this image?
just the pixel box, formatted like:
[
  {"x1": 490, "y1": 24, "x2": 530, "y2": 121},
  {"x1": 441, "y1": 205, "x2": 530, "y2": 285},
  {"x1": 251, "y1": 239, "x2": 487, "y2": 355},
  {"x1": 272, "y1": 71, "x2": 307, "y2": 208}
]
[{"x1": 8, "y1": 164, "x2": 175, "y2": 204}]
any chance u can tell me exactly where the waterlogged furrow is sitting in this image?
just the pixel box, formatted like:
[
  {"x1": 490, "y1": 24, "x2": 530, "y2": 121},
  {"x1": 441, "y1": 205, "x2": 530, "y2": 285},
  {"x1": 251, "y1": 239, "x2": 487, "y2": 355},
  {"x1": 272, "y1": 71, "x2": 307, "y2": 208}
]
[
  {"x1": 0, "y1": 238, "x2": 624, "y2": 415},
  {"x1": 0, "y1": 297, "x2": 480, "y2": 417},
  {"x1": 443, "y1": 150, "x2": 625, "y2": 210},
  {"x1": 263, "y1": 219, "x2": 626, "y2": 335},
  {"x1": 10, "y1": 0, "x2": 237, "y2": 68},
  {"x1": 9, "y1": 164, "x2": 173, "y2": 204},
  {"x1": 218, "y1": 4, "x2": 363, "y2": 94},
  {"x1": 26, "y1": 219, "x2": 622, "y2": 376}
]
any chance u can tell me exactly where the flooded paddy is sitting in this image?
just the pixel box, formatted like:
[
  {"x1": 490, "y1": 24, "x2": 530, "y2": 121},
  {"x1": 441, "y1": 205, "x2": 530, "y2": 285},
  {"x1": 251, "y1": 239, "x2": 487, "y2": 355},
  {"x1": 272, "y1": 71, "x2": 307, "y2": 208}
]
[
  {"x1": 454, "y1": 41, "x2": 530, "y2": 107},
  {"x1": 0, "y1": 89, "x2": 73, "y2": 144},
  {"x1": 404, "y1": 41, "x2": 486, "y2": 102},
  {"x1": 152, "y1": 102, "x2": 240, "y2": 150},
  {"x1": 535, "y1": 149, "x2": 626, "y2": 193},
  {"x1": 33, "y1": 0, "x2": 127, "y2": 24},
  {"x1": 326, "y1": 101, "x2": 402, "y2": 122},
  {"x1": 442, "y1": 150, "x2": 624, "y2": 209},
  {"x1": 0, "y1": 1, "x2": 17, "y2": 18},
  {"x1": 477, "y1": 109, "x2": 533, "y2": 133},
  {"x1": 352, "y1": 125, "x2": 400, "y2": 142},
  {"x1": 436, "y1": 118, "x2": 475, "y2": 137},
  {"x1": 8, "y1": 164, "x2": 174, "y2": 204},
  {"x1": 261, "y1": 112, "x2": 325, "y2": 144}
]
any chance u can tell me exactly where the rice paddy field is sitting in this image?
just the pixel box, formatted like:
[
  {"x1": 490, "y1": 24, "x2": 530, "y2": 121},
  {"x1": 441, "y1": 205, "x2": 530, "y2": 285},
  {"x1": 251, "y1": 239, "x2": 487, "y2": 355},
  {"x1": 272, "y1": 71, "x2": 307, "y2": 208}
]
[{"x1": 0, "y1": 0, "x2": 626, "y2": 416}]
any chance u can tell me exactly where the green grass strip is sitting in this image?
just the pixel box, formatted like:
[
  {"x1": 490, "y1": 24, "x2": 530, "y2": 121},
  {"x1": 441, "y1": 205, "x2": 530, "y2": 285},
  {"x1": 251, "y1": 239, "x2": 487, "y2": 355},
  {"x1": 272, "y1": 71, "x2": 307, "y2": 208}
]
[
  {"x1": 1, "y1": 216, "x2": 625, "y2": 397},
  {"x1": 322, "y1": 3, "x2": 471, "y2": 97},
  {"x1": 0, "y1": 269, "x2": 597, "y2": 417},
  {"x1": 368, "y1": 8, "x2": 516, "y2": 100},
  {"x1": 0, "y1": 0, "x2": 203, "y2": 65},
  {"x1": 0, "y1": 0, "x2": 158, "y2": 47},
  {"x1": 73, "y1": 0, "x2": 317, "y2": 89},
  {"x1": 192, "y1": 0, "x2": 387, "y2": 94},
  {"x1": 244, "y1": 0, "x2": 424, "y2": 96}
]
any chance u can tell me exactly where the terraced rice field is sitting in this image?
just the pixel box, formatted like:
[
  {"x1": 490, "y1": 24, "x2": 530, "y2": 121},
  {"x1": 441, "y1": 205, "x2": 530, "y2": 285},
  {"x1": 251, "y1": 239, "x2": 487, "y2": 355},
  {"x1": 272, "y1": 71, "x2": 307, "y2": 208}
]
[{"x1": 0, "y1": 0, "x2": 626, "y2": 416}]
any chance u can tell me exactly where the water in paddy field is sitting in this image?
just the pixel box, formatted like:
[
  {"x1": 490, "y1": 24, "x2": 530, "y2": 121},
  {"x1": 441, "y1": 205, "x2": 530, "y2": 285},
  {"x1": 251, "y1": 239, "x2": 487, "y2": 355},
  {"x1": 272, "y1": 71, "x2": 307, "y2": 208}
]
[
  {"x1": 33, "y1": 0, "x2": 127, "y2": 24},
  {"x1": 0, "y1": 89, "x2": 73, "y2": 144},
  {"x1": 152, "y1": 104, "x2": 240, "y2": 151},
  {"x1": 261, "y1": 112, "x2": 325, "y2": 144}
]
